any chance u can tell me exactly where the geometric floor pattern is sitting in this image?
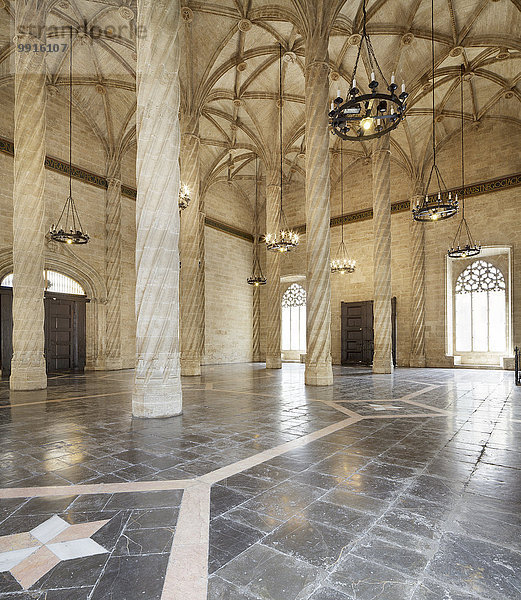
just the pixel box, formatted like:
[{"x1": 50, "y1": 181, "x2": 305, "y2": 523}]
[{"x1": 1, "y1": 363, "x2": 520, "y2": 599}]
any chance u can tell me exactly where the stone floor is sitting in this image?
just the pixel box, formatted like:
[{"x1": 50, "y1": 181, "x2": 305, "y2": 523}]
[{"x1": 0, "y1": 363, "x2": 520, "y2": 599}]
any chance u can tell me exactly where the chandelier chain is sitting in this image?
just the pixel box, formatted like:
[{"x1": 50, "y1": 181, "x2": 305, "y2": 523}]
[
  {"x1": 279, "y1": 43, "x2": 283, "y2": 217},
  {"x1": 460, "y1": 63, "x2": 465, "y2": 220},
  {"x1": 340, "y1": 142, "x2": 344, "y2": 245},
  {"x1": 431, "y1": 0, "x2": 436, "y2": 170},
  {"x1": 69, "y1": 25, "x2": 72, "y2": 200}
]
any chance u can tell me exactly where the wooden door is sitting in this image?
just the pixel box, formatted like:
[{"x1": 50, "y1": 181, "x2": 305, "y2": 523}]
[
  {"x1": 341, "y1": 298, "x2": 397, "y2": 366},
  {"x1": 0, "y1": 289, "x2": 87, "y2": 376},
  {"x1": 341, "y1": 301, "x2": 373, "y2": 365},
  {"x1": 45, "y1": 295, "x2": 86, "y2": 373},
  {"x1": 0, "y1": 288, "x2": 13, "y2": 377}
]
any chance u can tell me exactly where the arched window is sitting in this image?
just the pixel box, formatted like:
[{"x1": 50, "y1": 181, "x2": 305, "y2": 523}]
[
  {"x1": 1, "y1": 270, "x2": 85, "y2": 296},
  {"x1": 455, "y1": 260, "x2": 506, "y2": 353},
  {"x1": 282, "y1": 283, "x2": 306, "y2": 352}
]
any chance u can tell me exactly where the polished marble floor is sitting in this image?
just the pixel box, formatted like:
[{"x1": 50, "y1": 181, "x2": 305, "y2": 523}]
[{"x1": 0, "y1": 364, "x2": 520, "y2": 599}]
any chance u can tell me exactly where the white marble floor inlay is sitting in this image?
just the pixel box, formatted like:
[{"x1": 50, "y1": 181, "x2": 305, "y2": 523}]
[{"x1": 0, "y1": 515, "x2": 109, "y2": 589}]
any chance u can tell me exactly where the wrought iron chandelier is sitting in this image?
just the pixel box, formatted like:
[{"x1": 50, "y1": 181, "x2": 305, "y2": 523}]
[
  {"x1": 49, "y1": 27, "x2": 89, "y2": 245},
  {"x1": 265, "y1": 45, "x2": 299, "y2": 253},
  {"x1": 179, "y1": 184, "x2": 191, "y2": 211},
  {"x1": 412, "y1": 0, "x2": 458, "y2": 222},
  {"x1": 328, "y1": 0, "x2": 408, "y2": 141},
  {"x1": 248, "y1": 155, "x2": 267, "y2": 286},
  {"x1": 448, "y1": 65, "x2": 481, "y2": 259},
  {"x1": 331, "y1": 142, "x2": 356, "y2": 274}
]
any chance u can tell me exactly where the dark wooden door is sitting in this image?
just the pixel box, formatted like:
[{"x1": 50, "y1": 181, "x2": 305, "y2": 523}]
[
  {"x1": 341, "y1": 301, "x2": 373, "y2": 365},
  {"x1": 0, "y1": 288, "x2": 13, "y2": 376},
  {"x1": 0, "y1": 289, "x2": 87, "y2": 377},
  {"x1": 341, "y1": 298, "x2": 397, "y2": 366},
  {"x1": 45, "y1": 295, "x2": 86, "y2": 373}
]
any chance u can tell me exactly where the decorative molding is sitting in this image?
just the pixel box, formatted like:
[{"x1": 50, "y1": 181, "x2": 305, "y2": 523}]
[
  {"x1": 294, "y1": 173, "x2": 521, "y2": 234},
  {"x1": 204, "y1": 216, "x2": 253, "y2": 242},
  {"x1": 121, "y1": 185, "x2": 137, "y2": 199},
  {"x1": 0, "y1": 135, "x2": 137, "y2": 199},
  {"x1": 45, "y1": 155, "x2": 107, "y2": 190},
  {"x1": 1, "y1": 136, "x2": 519, "y2": 241}
]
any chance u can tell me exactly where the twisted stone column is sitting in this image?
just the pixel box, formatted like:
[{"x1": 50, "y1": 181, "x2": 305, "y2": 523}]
[
  {"x1": 10, "y1": 2, "x2": 48, "y2": 391},
  {"x1": 252, "y1": 247, "x2": 262, "y2": 362},
  {"x1": 198, "y1": 210, "x2": 206, "y2": 357},
  {"x1": 105, "y1": 173, "x2": 122, "y2": 370},
  {"x1": 133, "y1": 0, "x2": 182, "y2": 417},
  {"x1": 304, "y1": 58, "x2": 333, "y2": 386},
  {"x1": 372, "y1": 133, "x2": 393, "y2": 374},
  {"x1": 265, "y1": 176, "x2": 281, "y2": 369},
  {"x1": 180, "y1": 127, "x2": 204, "y2": 376},
  {"x1": 410, "y1": 193, "x2": 426, "y2": 367}
]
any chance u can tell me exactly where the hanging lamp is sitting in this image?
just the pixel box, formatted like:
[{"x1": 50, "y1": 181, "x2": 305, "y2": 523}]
[
  {"x1": 331, "y1": 143, "x2": 356, "y2": 274},
  {"x1": 328, "y1": 0, "x2": 408, "y2": 141},
  {"x1": 412, "y1": 0, "x2": 458, "y2": 222},
  {"x1": 248, "y1": 155, "x2": 267, "y2": 286},
  {"x1": 448, "y1": 65, "x2": 481, "y2": 259},
  {"x1": 179, "y1": 184, "x2": 191, "y2": 211},
  {"x1": 265, "y1": 45, "x2": 299, "y2": 253},
  {"x1": 49, "y1": 26, "x2": 89, "y2": 245}
]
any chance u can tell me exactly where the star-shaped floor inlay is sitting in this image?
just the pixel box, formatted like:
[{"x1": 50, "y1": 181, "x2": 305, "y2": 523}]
[{"x1": 0, "y1": 515, "x2": 109, "y2": 589}]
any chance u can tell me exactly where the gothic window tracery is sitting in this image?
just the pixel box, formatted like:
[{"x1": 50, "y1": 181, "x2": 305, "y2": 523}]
[
  {"x1": 454, "y1": 260, "x2": 506, "y2": 353},
  {"x1": 455, "y1": 260, "x2": 506, "y2": 295},
  {"x1": 282, "y1": 283, "x2": 306, "y2": 352},
  {"x1": 282, "y1": 283, "x2": 306, "y2": 307}
]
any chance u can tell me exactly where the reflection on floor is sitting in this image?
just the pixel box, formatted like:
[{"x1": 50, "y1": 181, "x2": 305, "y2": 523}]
[{"x1": 0, "y1": 363, "x2": 520, "y2": 599}]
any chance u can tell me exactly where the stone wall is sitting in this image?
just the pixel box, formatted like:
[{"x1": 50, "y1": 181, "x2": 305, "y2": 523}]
[
  {"x1": 0, "y1": 89, "x2": 138, "y2": 370},
  {"x1": 0, "y1": 82, "x2": 519, "y2": 373},
  {"x1": 204, "y1": 226, "x2": 253, "y2": 364}
]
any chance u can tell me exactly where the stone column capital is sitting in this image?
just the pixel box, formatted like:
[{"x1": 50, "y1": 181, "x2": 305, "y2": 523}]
[
  {"x1": 182, "y1": 131, "x2": 200, "y2": 143},
  {"x1": 106, "y1": 176, "x2": 121, "y2": 187},
  {"x1": 305, "y1": 60, "x2": 330, "y2": 76},
  {"x1": 372, "y1": 148, "x2": 391, "y2": 157},
  {"x1": 14, "y1": 31, "x2": 45, "y2": 44}
]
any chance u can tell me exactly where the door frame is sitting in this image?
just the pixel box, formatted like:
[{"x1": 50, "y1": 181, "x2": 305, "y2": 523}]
[
  {"x1": 0, "y1": 287, "x2": 89, "y2": 377},
  {"x1": 341, "y1": 298, "x2": 397, "y2": 367}
]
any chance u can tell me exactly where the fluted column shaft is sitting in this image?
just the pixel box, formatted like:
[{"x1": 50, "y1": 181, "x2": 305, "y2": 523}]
[
  {"x1": 105, "y1": 173, "x2": 122, "y2": 370},
  {"x1": 265, "y1": 177, "x2": 281, "y2": 369},
  {"x1": 10, "y1": 1, "x2": 48, "y2": 391},
  {"x1": 180, "y1": 126, "x2": 204, "y2": 376},
  {"x1": 304, "y1": 56, "x2": 333, "y2": 386},
  {"x1": 372, "y1": 133, "x2": 393, "y2": 374},
  {"x1": 410, "y1": 193, "x2": 426, "y2": 367},
  {"x1": 133, "y1": 0, "x2": 182, "y2": 417}
]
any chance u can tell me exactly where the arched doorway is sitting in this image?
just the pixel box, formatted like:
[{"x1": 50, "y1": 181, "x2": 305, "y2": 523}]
[{"x1": 0, "y1": 270, "x2": 89, "y2": 375}]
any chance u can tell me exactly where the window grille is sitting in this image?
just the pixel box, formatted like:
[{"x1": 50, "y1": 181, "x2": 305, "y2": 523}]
[{"x1": 0, "y1": 271, "x2": 85, "y2": 296}]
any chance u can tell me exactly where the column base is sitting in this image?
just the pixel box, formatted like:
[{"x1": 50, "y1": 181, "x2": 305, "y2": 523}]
[
  {"x1": 372, "y1": 360, "x2": 394, "y2": 374},
  {"x1": 305, "y1": 361, "x2": 333, "y2": 386},
  {"x1": 266, "y1": 355, "x2": 282, "y2": 369},
  {"x1": 181, "y1": 358, "x2": 202, "y2": 376},
  {"x1": 132, "y1": 380, "x2": 182, "y2": 418},
  {"x1": 10, "y1": 357, "x2": 47, "y2": 391},
  {"x1": 104, "y1": 357, "x2": 123, "y2": 371},
  {"x1": 409, "y1": 355, "x2": 426, "y2": 368}
]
